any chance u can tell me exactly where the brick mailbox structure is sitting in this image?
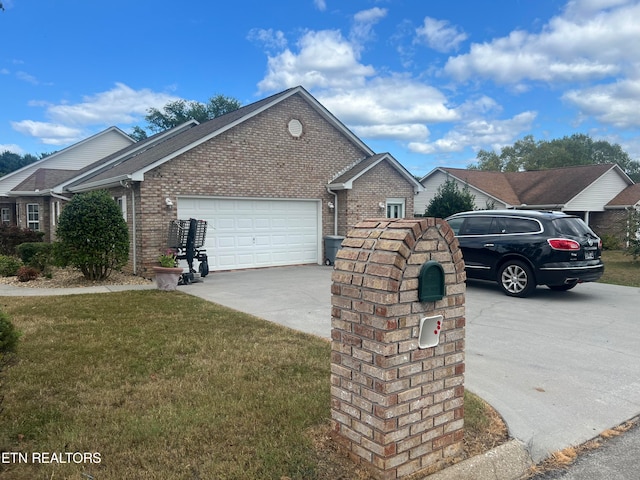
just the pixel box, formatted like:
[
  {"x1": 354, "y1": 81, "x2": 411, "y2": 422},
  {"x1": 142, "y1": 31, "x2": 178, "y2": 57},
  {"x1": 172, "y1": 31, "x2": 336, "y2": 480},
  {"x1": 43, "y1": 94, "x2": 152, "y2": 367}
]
[{"x1": 330, "y1": 217, "x2": 466, "y2": 479}]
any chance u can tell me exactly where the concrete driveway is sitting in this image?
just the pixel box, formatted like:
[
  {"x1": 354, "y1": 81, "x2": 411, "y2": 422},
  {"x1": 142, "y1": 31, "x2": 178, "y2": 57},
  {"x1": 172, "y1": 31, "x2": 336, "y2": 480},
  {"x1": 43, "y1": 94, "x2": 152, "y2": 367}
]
[{"x1": 183, "y1": 265, "x2": 640, "y2": 463}]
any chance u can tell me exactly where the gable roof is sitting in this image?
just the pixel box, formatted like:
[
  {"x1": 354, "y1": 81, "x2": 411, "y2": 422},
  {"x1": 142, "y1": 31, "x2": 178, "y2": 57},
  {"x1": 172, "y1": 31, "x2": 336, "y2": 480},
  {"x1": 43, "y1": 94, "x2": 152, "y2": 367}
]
[
  {"x1": 68, "y1": 86, "x2": 375, "y2": 193},
  {"x1": 606, "y1": 183, "x2": 640, "y2": 208},
  {"x1": 329, "y1": 153, "x2": 422, "y2": 192},
  {"x1": 430, "y1": 164, "x2": 632, "y2": 207},
  {"x1": 0, "y1": 126, "x2": 134, "y2": 197}
]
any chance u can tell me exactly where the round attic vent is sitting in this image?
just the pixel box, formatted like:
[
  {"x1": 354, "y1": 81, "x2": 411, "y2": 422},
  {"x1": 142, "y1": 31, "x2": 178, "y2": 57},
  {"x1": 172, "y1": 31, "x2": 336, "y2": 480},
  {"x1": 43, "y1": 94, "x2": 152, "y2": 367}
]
[{"x1": 288, "y1": 118, "x2": 303, "y2": 138}]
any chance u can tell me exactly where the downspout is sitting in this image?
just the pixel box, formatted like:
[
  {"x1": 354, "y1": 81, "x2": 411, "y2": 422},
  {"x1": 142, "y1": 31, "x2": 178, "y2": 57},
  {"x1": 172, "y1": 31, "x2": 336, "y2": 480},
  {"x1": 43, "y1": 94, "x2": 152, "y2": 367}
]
[
  {"x1": 132, "y1": 187, "x2": 137, "y2": 275},
  {"x1": 121, "y1": 180, "x2": 137, "y2": 275},
  {"x1": 326, "y1": 185, "x2": 338, "y2": 236}
]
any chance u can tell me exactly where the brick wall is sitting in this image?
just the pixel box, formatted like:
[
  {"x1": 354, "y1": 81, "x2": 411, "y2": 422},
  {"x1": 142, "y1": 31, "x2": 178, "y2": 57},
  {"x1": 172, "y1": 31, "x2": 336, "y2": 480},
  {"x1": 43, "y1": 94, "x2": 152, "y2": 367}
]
[
  {"x1": 591, "y1": 210, "x2": 631, "y2": 247},
  {"x1": 132, "y1": 93, "x2": 416, "y2": 275},
  {"x1": 331, "y1": 217, "x2": 466, "y2": 479}
]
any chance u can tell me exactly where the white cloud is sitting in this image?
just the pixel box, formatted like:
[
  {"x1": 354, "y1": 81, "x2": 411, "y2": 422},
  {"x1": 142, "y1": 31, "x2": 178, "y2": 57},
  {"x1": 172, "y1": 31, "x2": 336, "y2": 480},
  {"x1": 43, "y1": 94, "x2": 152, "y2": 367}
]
[
  {"x1": 409, "y1": 111, "x2": 537, "y2": 154},
  {"x1": 45, "y1": 83, "x2": 177, "y2": 126},
  {"x1": 444, "y1": 1, "x2": 640, "y2": 85},
  {"x1": 350, "y1": 7, "x2": 387, "y2": 46},
  {"x1": 314, "y1": 0, "x2": 326, "y2": 12},
  {"x1": 11, "y1": 83, "x2": 179, "y2": 145},
  {"x1": 318, "y1": 77, "x2": 458, "y2": 127},
  {"x1": 563, "y1": 77, "x2": 640, "y2": 128},
  {"x1": 11, "y1": 120, "x2": 84, "y2": 146},
  {"x1": 247, "y1": 28, "x2": 288, "y2": 51},
  {"x1": 16, "y1": 71, "x2": 39, "y2": 85},
  {"x1": 415, "y1": 17, "x2": 468, "y2": 53},
  {"x1": 257, "y1": 30, "x2": 376, "y2": 92},
  {"x1": 0, "y1": 143, "x2": 24, "y2": 155}
]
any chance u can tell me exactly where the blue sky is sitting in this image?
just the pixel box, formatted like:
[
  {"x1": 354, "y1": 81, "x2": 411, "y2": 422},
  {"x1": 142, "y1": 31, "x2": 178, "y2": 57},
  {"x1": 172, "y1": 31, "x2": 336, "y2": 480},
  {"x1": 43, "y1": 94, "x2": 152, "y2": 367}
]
[{"x1": 1, "y1": 0, "x2": 639, "y2": 177}]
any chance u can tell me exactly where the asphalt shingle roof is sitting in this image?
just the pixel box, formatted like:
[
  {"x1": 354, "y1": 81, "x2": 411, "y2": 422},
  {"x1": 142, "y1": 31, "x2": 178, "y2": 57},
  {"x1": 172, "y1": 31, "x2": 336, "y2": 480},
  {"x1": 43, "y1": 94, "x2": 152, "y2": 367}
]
[{"x1": 441, "y1": 164, "x2": 624, "y2": 206}]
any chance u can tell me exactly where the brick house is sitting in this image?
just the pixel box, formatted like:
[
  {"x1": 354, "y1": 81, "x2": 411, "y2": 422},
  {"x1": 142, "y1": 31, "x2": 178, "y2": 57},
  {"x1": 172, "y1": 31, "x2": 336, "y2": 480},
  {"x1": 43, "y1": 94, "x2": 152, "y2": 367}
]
[
  {"x1": 4, "y1": 86, "x2": 421, "y2": 276},
  {"x1": 0, "y1": 127, "x2": 135, "y2": 241},
  {"x1": 415, "y1": 164, "x2": 640, "y2": 243}
]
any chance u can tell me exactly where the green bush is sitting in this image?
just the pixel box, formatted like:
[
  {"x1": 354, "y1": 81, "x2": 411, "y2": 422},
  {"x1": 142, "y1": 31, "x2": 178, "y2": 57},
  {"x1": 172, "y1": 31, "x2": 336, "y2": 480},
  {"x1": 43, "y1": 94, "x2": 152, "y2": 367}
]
[
  {"x1": 425, "y1": 178, "x2": 476, "y2": 219},
  {"x1": 0, "y1": 255, "x2": 22, "y2": 277},
  {"x1": 56, "y1": 190, "x2": 129, "y2": 280},
  {"x1": 0, "y1": 225, "x2": 44, "y2": 256},
  {"x1": 600, "y1": 234, "x2": 621, "y2": 251},
  {"x1": 16, "y1": 242, "x2": 53, "y2": 271}
]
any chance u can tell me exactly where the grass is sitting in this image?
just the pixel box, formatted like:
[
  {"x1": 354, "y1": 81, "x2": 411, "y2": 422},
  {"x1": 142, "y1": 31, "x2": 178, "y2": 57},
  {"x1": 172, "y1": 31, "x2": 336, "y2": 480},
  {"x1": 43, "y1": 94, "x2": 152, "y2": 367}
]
[
  {"x1": 599, "y1": 249, "x2": 640, "y2": 287},
  {"x1": 0, "y1": 291, "x2": 330, "y2": 480},
  {"x1": 0, "y1": 289, "x2": 506, "y2": 480}
]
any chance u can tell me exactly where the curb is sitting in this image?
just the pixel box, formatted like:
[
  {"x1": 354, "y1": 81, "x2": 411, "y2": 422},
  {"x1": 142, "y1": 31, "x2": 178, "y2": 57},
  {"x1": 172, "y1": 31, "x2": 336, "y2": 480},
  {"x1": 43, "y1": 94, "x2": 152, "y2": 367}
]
[{"x1": 423, "y1": 440, "x2": 533, "y2": 480}]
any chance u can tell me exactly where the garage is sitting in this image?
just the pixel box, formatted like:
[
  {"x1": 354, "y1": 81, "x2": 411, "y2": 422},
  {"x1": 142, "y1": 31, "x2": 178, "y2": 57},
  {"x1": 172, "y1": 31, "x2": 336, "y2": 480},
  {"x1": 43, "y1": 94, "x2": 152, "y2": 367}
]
[{"x1": 177, "y1": 197, "x2": 321, "y2": 271}]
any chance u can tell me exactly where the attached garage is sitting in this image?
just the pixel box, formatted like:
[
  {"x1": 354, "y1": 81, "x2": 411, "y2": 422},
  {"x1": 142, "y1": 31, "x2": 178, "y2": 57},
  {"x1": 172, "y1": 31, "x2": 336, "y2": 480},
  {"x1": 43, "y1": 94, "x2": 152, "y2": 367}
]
[{"x1": 177, "y1": 197, "x2": 321, "y2": 271}]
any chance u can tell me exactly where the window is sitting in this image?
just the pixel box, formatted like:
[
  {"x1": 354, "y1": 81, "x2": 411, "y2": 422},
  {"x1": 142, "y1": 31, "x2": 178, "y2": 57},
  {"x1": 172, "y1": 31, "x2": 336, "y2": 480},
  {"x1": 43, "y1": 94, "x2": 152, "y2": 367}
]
[
  {"x1": 503, "y1": 218, "x2": 541, "y2": 234},
  {"x1": 1, "y1": 208, "x2": 9, "y2": 225},
  {"x1": 114, "y1": 196, "x2": 127, "y2": 220},
  {"x1": 460, "y1": 217, "x2": 500, "y2": 235},
  {"x1": 27, "y1": 204, "x2": 40, "y2": 231},
  {"x1": 51, "y1": 201, "x2": 60, "y2": 226},
  {"x1": 386, "y1": 199, "x2": 405, "y2": 218}
]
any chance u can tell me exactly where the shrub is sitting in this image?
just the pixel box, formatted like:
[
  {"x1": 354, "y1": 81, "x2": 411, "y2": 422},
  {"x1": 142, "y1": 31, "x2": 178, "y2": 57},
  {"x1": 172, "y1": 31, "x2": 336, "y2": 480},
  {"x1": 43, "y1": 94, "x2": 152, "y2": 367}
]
[
  {"x1": 16, "y1": 242, "x2": 53, "y2": 271},
  {"x1": 600, "y1": 234, "x2": 621, "y2": 251},
  {"x1": 56, "y1": 190, "x2": 129, "y2": 280},
  {"x1": 0, "y1": 225, "x2": 44, "y2": 256},
  {"x1": 425, "y1": 178, "x2": 476, "y2": 219},
  {"x1": 0, "y1": 255, "x2": 22, "y2": 277},
  {"x1": 16, "y1": 266, "x2": 39, "y2": 282}
]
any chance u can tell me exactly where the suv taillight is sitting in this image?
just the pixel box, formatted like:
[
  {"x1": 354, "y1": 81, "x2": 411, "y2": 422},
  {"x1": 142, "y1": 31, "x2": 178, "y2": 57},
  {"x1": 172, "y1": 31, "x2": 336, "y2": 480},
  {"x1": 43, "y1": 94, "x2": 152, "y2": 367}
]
[{"x1": 548, "y1": 238, "x2": 581, "y2": 250}]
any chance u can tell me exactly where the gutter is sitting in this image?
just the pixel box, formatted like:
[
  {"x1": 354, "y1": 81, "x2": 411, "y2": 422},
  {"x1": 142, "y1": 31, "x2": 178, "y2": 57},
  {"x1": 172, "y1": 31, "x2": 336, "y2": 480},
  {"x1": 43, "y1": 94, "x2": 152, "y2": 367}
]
[{"x1": 326, "y1": 185, "x2": 338, "y2": 236}]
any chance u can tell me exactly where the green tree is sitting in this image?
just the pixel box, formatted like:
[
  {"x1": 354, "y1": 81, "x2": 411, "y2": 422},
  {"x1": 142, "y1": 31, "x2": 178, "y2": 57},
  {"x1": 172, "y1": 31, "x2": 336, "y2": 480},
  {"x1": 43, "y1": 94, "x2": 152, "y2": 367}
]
[
  {"x1": 56, "y1": 190, "x2": 129, "y2": 280},
  {"x1": 425, "y1": 178, "x2": 476, "y2": 218},
  {"x1": 469, "y1": 134, "x2": 640, "y2": 181},
  {"x1": 130, "y1": 94, "x2": 241, "y2": 140},
  {"x1": 0, "y1": 151, "x2": 43, "y2": 177}
]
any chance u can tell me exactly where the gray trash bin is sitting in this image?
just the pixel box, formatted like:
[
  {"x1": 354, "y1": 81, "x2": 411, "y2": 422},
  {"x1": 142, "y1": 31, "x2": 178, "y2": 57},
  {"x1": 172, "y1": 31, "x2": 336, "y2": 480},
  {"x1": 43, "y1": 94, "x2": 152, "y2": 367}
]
[{"x1": 324, "y1": 235, "x2": 345, "y2": 266}]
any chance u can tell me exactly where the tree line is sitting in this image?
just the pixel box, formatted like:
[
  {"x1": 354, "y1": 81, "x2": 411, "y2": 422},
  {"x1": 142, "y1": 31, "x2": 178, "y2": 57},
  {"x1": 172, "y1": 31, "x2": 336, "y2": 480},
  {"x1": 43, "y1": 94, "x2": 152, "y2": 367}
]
[{"x1": 469, "y1": 134, "x2": 640, "y2": 182}]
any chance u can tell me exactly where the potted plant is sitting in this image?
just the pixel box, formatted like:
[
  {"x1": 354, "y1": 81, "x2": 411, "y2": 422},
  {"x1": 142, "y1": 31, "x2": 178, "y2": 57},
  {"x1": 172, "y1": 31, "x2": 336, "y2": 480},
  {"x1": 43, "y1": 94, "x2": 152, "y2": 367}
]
[{"x1": 152, "y1": 250, "x2": 183, "y2": 291}]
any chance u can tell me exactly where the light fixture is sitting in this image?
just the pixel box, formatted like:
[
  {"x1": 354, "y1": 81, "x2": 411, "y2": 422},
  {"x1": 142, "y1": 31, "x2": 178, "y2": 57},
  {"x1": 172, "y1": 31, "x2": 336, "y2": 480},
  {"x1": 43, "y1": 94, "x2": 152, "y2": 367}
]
[
  {"x1": 327, "y1": 201, "x2": 335, "y2": 210},
  {"x1": 165, "y1": 197, "x2": 174, "y2": 209},
  {"x1": 378, "y1": 202, "x2": 385, "y2": 210}
]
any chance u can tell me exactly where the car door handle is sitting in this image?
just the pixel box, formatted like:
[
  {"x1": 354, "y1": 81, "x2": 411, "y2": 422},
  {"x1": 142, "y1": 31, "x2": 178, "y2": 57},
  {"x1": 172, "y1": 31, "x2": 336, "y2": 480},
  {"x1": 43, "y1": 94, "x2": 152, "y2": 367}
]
[{"x1": 484, "y1": 243, "x2": 495, "y2": 248}]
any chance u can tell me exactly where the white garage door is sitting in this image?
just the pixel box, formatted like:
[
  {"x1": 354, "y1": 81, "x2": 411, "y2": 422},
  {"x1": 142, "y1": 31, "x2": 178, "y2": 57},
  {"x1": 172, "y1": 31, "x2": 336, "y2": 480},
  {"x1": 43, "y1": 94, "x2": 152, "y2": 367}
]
[{"x1": 177, "y1": 197, "x2": 320, "y2": 271}]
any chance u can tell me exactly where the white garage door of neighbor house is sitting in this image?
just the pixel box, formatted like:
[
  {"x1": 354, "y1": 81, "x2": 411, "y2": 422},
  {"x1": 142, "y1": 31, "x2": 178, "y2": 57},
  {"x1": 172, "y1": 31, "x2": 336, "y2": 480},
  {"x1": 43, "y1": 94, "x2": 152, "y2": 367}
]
[{"x1": 177, "y1": 198, "x2": 320, "y2": 271}]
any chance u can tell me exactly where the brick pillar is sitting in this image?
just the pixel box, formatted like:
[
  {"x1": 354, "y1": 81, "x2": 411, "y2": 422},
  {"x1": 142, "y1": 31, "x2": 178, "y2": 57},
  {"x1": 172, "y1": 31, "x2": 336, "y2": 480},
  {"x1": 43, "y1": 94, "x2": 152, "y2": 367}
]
[{"x1": 330, "y1": 218, "x2": 466, "y2": 479}]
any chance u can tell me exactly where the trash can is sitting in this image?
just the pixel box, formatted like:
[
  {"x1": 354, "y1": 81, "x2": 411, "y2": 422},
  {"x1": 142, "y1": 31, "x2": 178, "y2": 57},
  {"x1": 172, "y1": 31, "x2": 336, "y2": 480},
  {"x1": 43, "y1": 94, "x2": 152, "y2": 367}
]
[{"x1": 324, "y1": 235, "x2": 345, "y2": 266}]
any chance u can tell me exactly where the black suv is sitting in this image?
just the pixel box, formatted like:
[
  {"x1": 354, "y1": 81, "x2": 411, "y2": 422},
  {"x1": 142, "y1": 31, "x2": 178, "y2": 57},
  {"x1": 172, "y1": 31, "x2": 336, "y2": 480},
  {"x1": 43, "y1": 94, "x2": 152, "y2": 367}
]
[{"x1": 446, "y1": 210, "x2": 604, "y2": 297}]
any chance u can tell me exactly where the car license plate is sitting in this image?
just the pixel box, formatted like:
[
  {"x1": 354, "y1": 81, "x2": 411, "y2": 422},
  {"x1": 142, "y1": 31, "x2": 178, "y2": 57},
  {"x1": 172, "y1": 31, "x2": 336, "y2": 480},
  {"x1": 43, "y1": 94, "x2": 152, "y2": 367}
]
[{"x1": 585, "y1": 251, "x2": 595, "y2": 260}]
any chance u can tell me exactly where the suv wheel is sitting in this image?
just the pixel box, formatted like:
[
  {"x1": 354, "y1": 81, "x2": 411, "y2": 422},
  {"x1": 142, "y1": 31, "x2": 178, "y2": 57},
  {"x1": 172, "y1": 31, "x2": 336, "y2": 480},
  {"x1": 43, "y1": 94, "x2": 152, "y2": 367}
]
[{"x1": 498, "y1": 260, "x2": 535, "y2": 297}]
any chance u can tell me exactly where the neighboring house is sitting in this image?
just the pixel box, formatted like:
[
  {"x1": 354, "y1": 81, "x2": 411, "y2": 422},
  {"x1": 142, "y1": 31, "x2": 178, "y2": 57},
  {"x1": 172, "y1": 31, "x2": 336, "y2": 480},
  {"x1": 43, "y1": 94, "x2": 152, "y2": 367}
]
[
  {"x1": 415, "y1": 164, "x2": 640, "y2": 242},
  {"x1": 5, "y1": 86, "x2": 421, "y2": 276},
  {"x1": 0, "y1": 127, "x2": 135, "y2": 241},
  {"x1": 592, "y1": 183, "x2": 640, "y2": 246}
]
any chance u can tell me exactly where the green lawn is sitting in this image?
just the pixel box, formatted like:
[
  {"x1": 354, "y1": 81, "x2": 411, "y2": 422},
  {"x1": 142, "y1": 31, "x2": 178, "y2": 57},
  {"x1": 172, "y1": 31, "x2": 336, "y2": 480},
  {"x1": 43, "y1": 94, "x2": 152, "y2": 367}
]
[
  {"x1": 599, "y1": 250, "x2": 640, "y2": 288},
  {"x1": 0, "y1": 291, "x2": 331, "y2": 480}
]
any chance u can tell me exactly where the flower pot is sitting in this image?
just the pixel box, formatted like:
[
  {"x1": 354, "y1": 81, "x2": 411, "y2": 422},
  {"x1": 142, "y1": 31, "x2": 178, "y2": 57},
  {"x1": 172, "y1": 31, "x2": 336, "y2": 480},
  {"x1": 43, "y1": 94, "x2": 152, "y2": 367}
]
[{"x1": 152, "y1": 266, "x2": 183, "y2": 291}]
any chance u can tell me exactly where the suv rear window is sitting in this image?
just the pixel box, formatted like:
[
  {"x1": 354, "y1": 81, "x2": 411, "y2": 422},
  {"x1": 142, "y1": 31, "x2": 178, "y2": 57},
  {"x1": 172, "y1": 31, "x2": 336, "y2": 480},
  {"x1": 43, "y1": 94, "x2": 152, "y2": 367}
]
[{"x1": 552, "y1": 218, "x2": 592, "y2": 236}]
